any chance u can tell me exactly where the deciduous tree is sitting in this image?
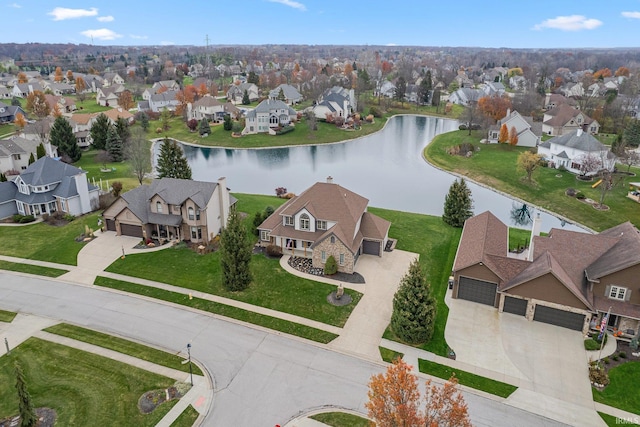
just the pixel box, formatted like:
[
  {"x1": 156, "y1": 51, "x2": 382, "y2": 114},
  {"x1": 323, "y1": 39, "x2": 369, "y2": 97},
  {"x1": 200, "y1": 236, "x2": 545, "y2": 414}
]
[
  {"x1": 117, "y1": 90, "x2": 134, "y2": 110},
  {"x1": 126, "y1": 127, "x2": 151, "y2": 185},
  {"x1": 187, "y1": 119, "x2": 198, "y2": 132},
  {"x1": 423, "y1": 376, "x2": 472, "y2": 427},
  {"x1": 156, "y1": 138, "x2": 192, "y2": 179},
  {"x1": 50, "y1": 116, "x2": 81, "y2": 162},
  {"x1": 498, "y1": 123, "x2": 509, "y2": 143},
  {"x1": 442, "y1": 178, "x2": 473, "y2": 227},
  {"x1": 615, "y1": 66, "x2": 630, "y2": 77},
  {"x1": 517, "y1": 151, "x2": 542, "y2": 183},
  {"x1": 219, "y1": 208, "x2": 253, "y2": 292},
  {"x1": 17, "y1": 72, "x2": 27, "y2": 84},
  {"x1": 54, "y1": 66, "x2": 63, "y2": 82},
  {"x1": 75, "y1": 77, "x2": 87, "y2": 101},
  {"x1": 90, "y1": 113, "x2": 110, "y2": 150},
  {"x1": 15, "y1": 362, "x2": 38, "y2": 427},
  {"x1": 197, "y1": 82, "x2": 209, "y2": 97},
  {"x1": 14, "y1": 112, "x2": 26, "y2": 130},
  {"x1": 509, "y1": 125, "x2": 519, "y2": 146},
  {"x1": 478, "y1": 95, "x2": 512, "y2": 122},
  {"x1": 66, "y1": 70, "x2": 74, "y2": 82},
  {"x1": 26, "y1": 91, "x2": 50, "y2": 119}
]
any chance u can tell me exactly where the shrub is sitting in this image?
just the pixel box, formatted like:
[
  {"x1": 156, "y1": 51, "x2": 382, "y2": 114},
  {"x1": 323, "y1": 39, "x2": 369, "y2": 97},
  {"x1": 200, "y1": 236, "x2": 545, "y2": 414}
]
[
  {"x1": 42, "y1": 213, "x2": 50, "y2": 222},
  {"x1": 558, "y1": 165, "x2": 567, "y2": 172},
  {"x1": 566, "y1": 188, "x2": 577, "y2": 197},
  {"x1": 613, "y1": 355, "x2": 619, "y2": 361},
  {"x1": 64, "y1": 214, "x2": 75, "y2": 222},
  {"x1": 275, "y1": 126, "x2": 294, "y2": 135},
  {"x1": 324, "y1": 255, "x2": 338, "y2": 275},
  {"x1": 369, "y1": 106, "x2": 382, "y2": 118},
  {"x1": 156, "y1": 127, "x2": 163, "y2": 134},
  {"x1": 589, "y1": 365, "x2": 610, "y2": 386},
  {"x1": 604, "y1": 357, "x2": 610, "y2": 364},
  {"x1": 265, "y1": 245, "x2": 282, "y2": 257},
  {"x1": 275, "y1": 187, "x2": 287, "y2": 197},
  {"x1": 576, "y1": 192, "x2": 586, "y2": 200},
  {"x1": 619, "y1": 351, "x2": 627, "y2": 359},
  {"x1": 111, "y1": 181, "x2": 123, "y2": 197},
  {"x1": 265, "y1": 206, "x2": 275, "y2": 217},
  {"x1": 458, "y1": 124, "x2": 468, "y2": 131},
  {"x1": 19, "y1": 215, "x2": 35, "y2": 223}
]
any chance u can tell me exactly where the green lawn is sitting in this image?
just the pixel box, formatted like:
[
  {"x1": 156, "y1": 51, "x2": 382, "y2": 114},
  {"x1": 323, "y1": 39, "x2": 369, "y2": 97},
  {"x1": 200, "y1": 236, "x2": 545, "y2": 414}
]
[
  {"x1": 425, "y1": 130, "x2": 640, "y2": 231},
  {"x1": 508, "y1": 227, "x2": 531, "y2": 252},
  {"x1": 374, "y1": 207, "x2": 462, "y2": 357},
  {"x1": 0, "y1": 260, "x2": 68, "y2": 277},
  {"x1": 170, "y1": 404, "x2": 199, "y2": 427},
  {"x1": 418, "y1": 359, "x2": 517, "y2": 398},
  {"x1": 593, "y1": 361, "x2": 640, "y2": 415},
  {"x1": 0, "y1": 338, "x2": 178, "y2": 426},
  {"x1": 0, "y1": 212, "x2": 100, "y2": 265},
  {"x1": 72, "y1": 97, "x2": 112, "y2": 114},
  {"x1": 379, "y1": 346, "x2": 404, "y2": 363},
  {"x1": 309, "y1": 412, "x2": 370, "y2": 427},
  {"x1": 74, "y1": 147, "x2": 148, "y2": 191},
  {"x1": 0, "y1": 123, "x2": 16, "y2": 138},
  {"x1": 598, "y1": 412, "x2": 640, "y2": 427},
  {"x1": 94, "y1": 276, "x2": 338, "y2": 344},
  {"x1": 44, "y1": 323, "x2": 203, "y2": 376},
  {"x1": 0, "y1": 309, "x2": 17, "y2": 323}
]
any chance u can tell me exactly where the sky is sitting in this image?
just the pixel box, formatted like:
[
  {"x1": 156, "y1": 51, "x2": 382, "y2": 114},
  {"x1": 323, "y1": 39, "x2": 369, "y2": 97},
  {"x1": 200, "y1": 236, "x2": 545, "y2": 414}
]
[{"x1": 3, "y1": 0, "x2": 640, "y2": 49}]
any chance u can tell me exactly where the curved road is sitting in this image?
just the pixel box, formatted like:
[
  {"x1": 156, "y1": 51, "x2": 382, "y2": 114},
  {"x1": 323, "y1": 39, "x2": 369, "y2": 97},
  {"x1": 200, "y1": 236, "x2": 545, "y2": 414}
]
[{"x1": 0, "y1": 272, "x2": 568, "y2": 426}]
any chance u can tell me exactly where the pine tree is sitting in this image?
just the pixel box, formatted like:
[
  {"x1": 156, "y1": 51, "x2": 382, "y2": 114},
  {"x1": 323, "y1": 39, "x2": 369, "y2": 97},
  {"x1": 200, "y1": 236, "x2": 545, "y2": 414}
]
[
  {"x1": 623, "y1": 120, "x2": 640, "y2": 147},
  {"x1": 418, "y1": 72, "x2": 432, "y2": 105},
  {"x1": 106, "y1": 126, "x2": 124, "y2": 162},
  {"x1": 90, "y1": 113, "x2": 110, "y2": 150},
  {"x1": 277, "y1": 88, "x2": 285, "y2": 101},
  {"x1": 0, "y1": 173, "x2": 6, "y2": 182},
  {"x1": 138, "y1": 111, "x2": 150, "y2": 131},
  {"x1": 223, "y1": 114, "x2": 232, "y2": 131},
  {"x1": 115, "y1": 117, "x2": 130, "y2": 146},
  {"x1": 442, "y1": 178, "x2": 473, "y2": 228},
  {"x1": 36, "y1": 143, "x2": 46, "y2": 159},
  {"x1": 390, "y1": 259, "x2": 437, "y2": 344},
  {"x1": 242, "y1": 89, "x2": 250, "y2": 105},
  {"x1": 156, "y1": 138, "x2": 192, "y2": 179},
  {"x1": 199, "y1": 119, "x2": 210, "y2": 136},
  {"x1": 50, "y1": 116, "x2": 81, "y2": 162},
  {"x1": 28, "y1": 153, "x2": 35, "y2": 165},
  {"x1": 219, "y1": 209, "x2": 252, "y2": 291},
  {"x1": 15, "y1": 362, "x2": 37, "y2": 427}
]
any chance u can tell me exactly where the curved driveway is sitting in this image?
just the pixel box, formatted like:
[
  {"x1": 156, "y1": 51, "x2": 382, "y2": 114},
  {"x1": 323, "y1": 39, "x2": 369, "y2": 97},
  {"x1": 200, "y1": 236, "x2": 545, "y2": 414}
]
[{"x1": 0, "y1": 272, "x2": 569, "y2": 427}]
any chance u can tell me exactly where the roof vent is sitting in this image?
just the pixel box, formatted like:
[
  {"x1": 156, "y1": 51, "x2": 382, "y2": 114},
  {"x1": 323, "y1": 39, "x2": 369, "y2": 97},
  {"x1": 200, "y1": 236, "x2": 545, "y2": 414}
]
[{"x1": 326, "y1": 176, "x2": 333, "y2": 184}]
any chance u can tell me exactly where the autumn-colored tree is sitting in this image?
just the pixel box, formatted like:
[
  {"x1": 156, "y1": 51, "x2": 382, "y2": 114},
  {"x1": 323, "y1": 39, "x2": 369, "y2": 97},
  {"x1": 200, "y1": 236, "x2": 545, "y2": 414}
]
[
  {"x1": 66, "y1": 70, "x2": 74, "y2": 82},
  {"x1": 344, "y1": 62, "x2": 353, "y2": 77},
  {"x1": 52, "y1": 104, "x2": 62, "y2": 118},
  {"x1": 14, "y1": 112, "x2": 26, "y2": 130},
  {"x1": 118, "y1": 90, "x2": 135, "y2": 110},
  {"x1": 498, "y1": 123, "x2": 509, "y2": 143},
  {"x1": 381, "y1": 61, "x2": 393, "y2": 75},
  {"x1": 175, "y1": 86, "x2": 196, "y2": 117},
  {"x1": 509, "y1": 126, "x2": 519, "y2": 146},
  {"x1": 75, "y1": 77, "x2": 87, "y2": 100},
  {"x1": 54, "y1": 66, "x2": 63, "y2": 82},
  {"x1": 366, "y1": 359, "x2": 422, "y2": 427},
  {"x1": 197, "y1": 82, "x2": 209, "y2": 98},
  {"x1": 128, "y1": 70, "x2": 135, "y2": 81},
  {"x1": 614, "y1": 66, "x2": 630, "y2": 77},
  {"x1": 593, "y1": 68, "x2": 612, "y2": 80},
  {"x1": 17, "y1": 72, "x2": 28, "y2": 83},
  {"x1": 209, "y1": 82, "x2": 218, "y2": 96},
  {"x1": 423, "y1": 376, "x2": 472, "y2": 427},
  {"x1": 554, "y1": 76, "x2": 563, "y2": 89},
  {"x1": 478, "y1": 95, "x2": 512, "y2": 122},
  {"x1": 26, "y1": 91, "x2": 50, "y2": 118},
  {"x1": 517, "y1": 151, "x2": 542, "y2": 182}
]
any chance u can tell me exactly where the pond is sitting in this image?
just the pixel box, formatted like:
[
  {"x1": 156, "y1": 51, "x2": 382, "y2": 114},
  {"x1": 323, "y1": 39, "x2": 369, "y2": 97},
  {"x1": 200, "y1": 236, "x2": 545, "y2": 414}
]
[{"x1": 168, "y1": 115, "x2": 583, "y2": 233}]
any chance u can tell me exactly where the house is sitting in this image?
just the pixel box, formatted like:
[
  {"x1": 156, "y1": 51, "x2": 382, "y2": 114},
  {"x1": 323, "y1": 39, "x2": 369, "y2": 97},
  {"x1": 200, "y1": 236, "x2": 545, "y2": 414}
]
[
  {"x1": 0, "y1": 101, "x2": 26, "y2": 124},
  {"x1": 0, "y1": 156, "x2": 98, "y2": 220},
  {"x1": 226, "y1": 82, "x2": 259, "y2": 104},
  {"x1": 453, "y1": 72, "x2": 474, "y2": 89},
  {"x1": 0, "y1": 136, "x2": 55, "y2": 174},
  {"x1": 481, "y1": 81, "x2": 506, "y2": 97},
  {"x1": 560, "y1": 82, "x2": 585, "y2": 98},
  {"x1": 148, "y1": 91, "x2": 179, "y2": 113},
  {"x1": 101, "y1": 108, "x2": 135, "y2": 125},
  {"x1": 544, "y1": 93, "x2": 575, "y2": 110},
  {"x1": 96, "y1": 85, "x2": 124, "y2": 107},
  {"x1": 187, "y1": 95, "x2": 224, "y2": 122},
  {"x1": 257, "y1": 177, "x2": 391, "y2": 274},
  {"x1": 447, "y1": 88, "x2": 482, "y2": 106},
  {"x1": 537, "y1": 129, "x2": 615, "y2": 175},
  {"x1": 311, "y1": 86, "x2": 355, "y2": 121},
  {"x1": 67, "y1": 114, "x2": 94, "y2": 149},
  {"x1": 487, "y1": 109, "x2": 541, "y2": 147},
  {"x1": 11, "y1": 83, "x2": 40, "y2": 98},
  {"x1": 102, "y1": 72, "x2": 125, "y2": 87},
  {"x1": 41, "y1": 81, "x2": 75, "y2": 96},
  {"x1": 44, "y1": 94, "x2": 76, "y2": 114},
  {"x1": 102, "y1": 177, "x2": 235, "y2": 243},
  {"x1": 152, "y1": 80, "x2": 180, "y2": 92},
  {"x1": 269, "y1": 84, "x2": 303, "y2": 105},
  {"x1": 242, "y1": 99, "x2": 297, "y2": 135},
  {"x1": 451, "y1": 211, "x2": 640, "y2": 336},
  {"x1": 508, "y1": 75, "x2": 527, "y2": 91},
  {"x1": 542, "y1": 104, "x2": 599, "y2": 136},
  {"x1": 375, "y1": 80, "x2": 396, "y2": 98},
  {"x1": 0, "y1": 85, "x2": 12, "y2": 99}
]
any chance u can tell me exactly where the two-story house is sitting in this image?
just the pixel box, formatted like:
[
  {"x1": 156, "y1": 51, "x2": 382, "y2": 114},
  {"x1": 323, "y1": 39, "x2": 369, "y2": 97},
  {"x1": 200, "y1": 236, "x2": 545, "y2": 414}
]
[
  {"x1": 269, "y1": 84, "x2": 303, "y2": 105},
  {"x1": 542, "y1": 104, "x2": 599, "y2": 136},
  {"x1": 148, "y1": 91, "x2": 179, "y2": 113},
  {"x1": 242, "y1": 99, "x2": 297, "y2": 135},
  {"x1": 102, "y1": 177, "x2": 235, "y2": 243},
  {"x1": 312, "y1": 86, "x2": 356, "y2": 121},
  {"x1": 96, "y1": 85, "x2": 124, "y2": 107},
  {"x1": 226, "y1": 82, "x2": 259, "y2": 104},
  {"x1": 0, "y1": 156, "x2": 99, "y2": 220},
  {"x1": 487, "y1": 109, "x2": 541, "y2": 147},
  {"x1": 257, "y1": 177, "x2": 391, "y2": 274},
  {"x1": 0, "y1": 136, "x2": 57, "y2": 174},
  {"x1": 537, "y1": 129, "x2": 615, "y2": 175},
  {"x1": 187, "y1": 95, "x2": 225, "y2": 122}
]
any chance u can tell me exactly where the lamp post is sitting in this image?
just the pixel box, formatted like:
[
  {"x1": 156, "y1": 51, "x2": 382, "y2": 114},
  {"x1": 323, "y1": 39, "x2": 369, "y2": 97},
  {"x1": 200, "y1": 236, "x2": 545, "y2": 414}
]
[{"x1": 187, "y1": 343, "x2": 193, "y2": 386}]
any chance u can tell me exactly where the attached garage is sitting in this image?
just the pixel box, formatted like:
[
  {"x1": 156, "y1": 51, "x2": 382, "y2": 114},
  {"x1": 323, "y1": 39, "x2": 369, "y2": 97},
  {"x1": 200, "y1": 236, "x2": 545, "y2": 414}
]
[
  {"x1": 362, "y1": 239, "x2": 381, "y2": 256},
  {"x1": 105, "y1": 219, "x2": 116, "y2": 231},
  {"x1": 457, "y1": 277, "x2": 497, "y2": 306},
  {"x1": 120, "y1": 223, "x2": 143, "y2": 238},
  {"x1": 533, "y1": 305, "x2": 585, "y2": 331},
  {"x1": 503, "y1": 296, "x2": 528, "y2": 316}
]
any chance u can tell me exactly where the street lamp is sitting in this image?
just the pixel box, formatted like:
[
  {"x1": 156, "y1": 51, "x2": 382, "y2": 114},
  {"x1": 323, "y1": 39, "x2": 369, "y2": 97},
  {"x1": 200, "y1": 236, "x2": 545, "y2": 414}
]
[{"x1": 187, "y1": 343, "x2": 193, "y2": 386}]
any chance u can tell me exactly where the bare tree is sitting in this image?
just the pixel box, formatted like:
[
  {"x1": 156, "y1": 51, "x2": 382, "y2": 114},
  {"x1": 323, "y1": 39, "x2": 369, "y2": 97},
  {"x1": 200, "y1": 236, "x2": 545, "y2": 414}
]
[
  {"x1": 578, "y1": 153, "x2": 602, "y2": 177},
  {"x1": 127, "y1": 128, "x2": 152, "y2": 185}
]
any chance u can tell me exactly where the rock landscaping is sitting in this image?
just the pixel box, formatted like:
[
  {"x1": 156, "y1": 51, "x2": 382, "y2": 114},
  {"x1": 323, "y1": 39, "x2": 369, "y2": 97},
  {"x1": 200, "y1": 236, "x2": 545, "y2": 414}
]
[{"x1": 288, "y1": 256, "x2": 365, "y2": 284}]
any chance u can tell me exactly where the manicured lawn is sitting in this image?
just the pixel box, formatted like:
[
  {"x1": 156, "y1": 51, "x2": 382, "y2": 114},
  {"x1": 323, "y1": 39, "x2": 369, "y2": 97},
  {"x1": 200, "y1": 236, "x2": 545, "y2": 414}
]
[
  {"x1": 310, "y1": 412, "x2": 370, "y2": 427},
  {"x1": 509, "y1": 227, "x2": 531, "y2": 252},
  {"x1": 374, "y1": 207, "x2": 462, "y2": 357},
  {"x1": 0, "y1": 260, "x2": 68, "y2": 277},
  {"x1": 0, "y1": 309, "x2": 16, "y2": 323},
  {"x1": 425, "y1": 130, "x2": 640, "y2": 231},
  {"x1": 418, "y1": 359, "x2": 517, "y2": 398},
  {"x1": 0, "y1": 212, "x2": 101, "y2": 265},
  {"x1": 44, "y1": 323, "x2": 203, "y2": 375},
  {"x1": 74, "y1": 147, "x2": 149, "y2": 191},
  {"x1": 379, "y1": 346, "x2": 404, "y2": 363},
  {"x1": 0, "y1": 123, "x2": 16, "y2": 138},
  {"x1": 93, "y1": 276, "x2": 338, "y2": 344},
  {"x1": 170, "y1": 404, "x2": 199, "y2": 427},
  {"x1": 593, "y1": 361, "x2": 640, "y2": 415},
  {"x1": 72, "y1": 97, "x2": 112, "y2": 113},
  {"x1": 598, "y1": 412, "x2": 640, "y2": 427},
  {"x1": 0, "y1": 338, "x2": 178, "y2": 426}
]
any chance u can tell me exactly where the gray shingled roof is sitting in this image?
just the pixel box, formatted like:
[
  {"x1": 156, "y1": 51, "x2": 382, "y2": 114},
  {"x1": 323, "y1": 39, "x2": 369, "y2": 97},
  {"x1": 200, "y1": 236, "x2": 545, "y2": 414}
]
[
  {"x1": 0, "y1": 181, "x2": 17, "y2": 203},
  {"x1": 548, "y1": 130, "x2": 606, "y2": 152},
  {"x1": 20, "y1": 156, "x2": 85, "y2": 186},
  {"x1": 269, "y1": 84, "x2": 302, "y2": 101},
  {"x1": 52, "y1": 176, "x2": 78, "y2": 199}
]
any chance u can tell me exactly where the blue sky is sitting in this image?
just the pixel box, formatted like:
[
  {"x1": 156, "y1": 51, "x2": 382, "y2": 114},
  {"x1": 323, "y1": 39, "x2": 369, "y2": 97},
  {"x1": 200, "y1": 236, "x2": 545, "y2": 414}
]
[{"x1": 4, "y1": 0, "x2": 640, "y2": 48}]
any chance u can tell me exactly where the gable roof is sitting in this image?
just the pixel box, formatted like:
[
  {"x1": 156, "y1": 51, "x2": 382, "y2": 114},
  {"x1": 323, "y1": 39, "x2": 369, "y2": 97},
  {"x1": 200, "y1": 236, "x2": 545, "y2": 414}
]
[
  {"x1": 453, "y1": 211, "x2": 508, "y2": 272},
  {"x1": 547, "y1": 129, "x2": 607, "y2": 152},
  {"x1": 194, "y1": 95, "x2": 222, "y2": 108},
  {"x1": 586, "y1": 222, "x2": 640, "y2": 280},
  {"x1": 544, "y1": 104, "x2": 595, "y2": 127},
  {"x1": 20, "y1": 156, "x2": 86, "y2": 186},
  {"x1": 269, "y1": 84, "x2": 302, "y2": 101}
]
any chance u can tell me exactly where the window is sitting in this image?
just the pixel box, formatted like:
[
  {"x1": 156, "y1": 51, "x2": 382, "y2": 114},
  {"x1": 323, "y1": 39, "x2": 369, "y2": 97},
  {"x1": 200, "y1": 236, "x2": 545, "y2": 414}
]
[
  {"x1": 188, "y1": 207, "x2": 195, "y2": 220},
  {"x1": 156, "y1": 201, "x2": 163, "y2": 213},
  {"x1": 260, "y1": 230, "x2": 270, "y2": 241},
  {"x1": 284, "y1": 216, "x2": 294, "y2": 226},
  {"x1": 330, "y1": 236, "x2": 335, "y2": 244},
  {"x1": 321, "y1": 251, "x2": 326, "y2": 262},
  {"x1": 12, "y1": 154, "x2": 20, "y2": 160},
  {"x1": 300, "y1": 213, "x2": 310, "y2": 230},
  {"x1": 609, "y1": 286, "x2": 627, "y2": 300},
  {"x1": 196, "y1": 210, "x2": 201, "y2": 220},
  {"x1": 339, "y1": 253, "x2": 345, "y2": 265},
  {"x1": 191, "y1": 227, "x2": 200, "y2": 240},
  {"x1": 316, "y1": 220, "x2": 326, "y2": 230}
]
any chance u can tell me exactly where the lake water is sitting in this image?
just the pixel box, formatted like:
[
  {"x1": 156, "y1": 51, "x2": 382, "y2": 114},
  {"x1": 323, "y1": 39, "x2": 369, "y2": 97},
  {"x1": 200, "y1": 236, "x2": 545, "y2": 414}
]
[{"x1": 170, "y1": 115, "x2": 583, "y2": 233}]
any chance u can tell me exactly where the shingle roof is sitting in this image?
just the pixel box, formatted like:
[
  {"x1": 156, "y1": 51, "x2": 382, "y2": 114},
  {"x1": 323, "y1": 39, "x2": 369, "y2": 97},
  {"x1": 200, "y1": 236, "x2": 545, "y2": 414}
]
[
  {"x1": 194, "y1": 95, "x2": 222, "y2": 108},
  {"x1": 269, "y1": 84, "x2": 302, "y2": 101},
  {"x1": 20, "y1": 156, "x2": 85, "y2": 186},
  {"x1": 547, "y1": 130, "x2": 607, "y2": 152},
  {"x1": 453, "y1": 211, "x2": 508, "y2": 272},
  {"x1": 586, "y1": 222, "x2": 640, "y2": 280},
  {"x1": 0, "y1": 181, "x2": 17, "y2": 203},
  {"x1": 543, "y1": 104, "x2": 595, "y2": 127}
]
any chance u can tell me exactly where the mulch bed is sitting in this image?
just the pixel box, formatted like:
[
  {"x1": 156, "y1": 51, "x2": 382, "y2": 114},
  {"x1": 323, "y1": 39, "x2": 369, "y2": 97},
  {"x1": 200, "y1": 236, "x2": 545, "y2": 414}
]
[
  {"x1": 599, "y1": 341, "x2": 640, "y2": 373},
  {"x1": 288, "y1": 256, "x2": 365, "y2": 284},
  {"x1": 0, "y1": 408, "x2": 57, "y2": 427},
  {"x1": 138, "y1": 386, "x2": 184, "y2": 414}
]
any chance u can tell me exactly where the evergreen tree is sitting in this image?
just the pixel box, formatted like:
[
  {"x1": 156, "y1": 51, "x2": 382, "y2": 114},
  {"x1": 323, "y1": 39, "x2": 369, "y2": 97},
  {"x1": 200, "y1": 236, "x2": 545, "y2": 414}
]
[
  {"x1": 106, "y1": 126, "x2": 124, "y2": 162},
  {"x1": 390, "y1": 259, "x2": 437, "y2": 344},
  {"x1": 198, "y1": 118, "x2": 211, "y2": 136},
  {"x1": 28, "y1": 152, "x2": 35, "y2": 165},
  {"x1": 442, "y1": 178, "x2": 473, "y2": 227},
  {"x1": 418, "y1": 72, "x2": 432, "y2": 105},
  {"x1": 623, "y1": 120, "x2": 640, "y2": 147},
  {"x1": 156, "y1": 138, "x2": 192, "y2": 179},
  {"x1": 36, "y1": 143, "x2": 46, "y2": 159},
  {"x1": 277, "y1": 88, "x2": 285, "y2": 101},
  {"x1": 138, "y1": 111, "x2": 150, "y2": 131},
  {"x1": 115, "y1": 117, "x2": 130, "y2": 146},
  {"x1": 395, "y1": 76, "x2": 407, "y2": 105},
  {"x1": 50, "y1": 116, "x2": 81, "y2": 162},
  {"x1": 0, "y1": 173, "x2": 6, "y2": 182},
  {"x1": 242, "y1": 89, "x2": 250, "y2": 105},
  {"x1": 223, "y1": 114, "x2": 233, "y2": 131},
  {"x1": 219, "y1": 209, "x2": 252, "y2": 291},
  {"x1": 90, "y1": 113, "x2": 110, "y2": 150},
  {"x1": 247, "y1": 71, "x2": 259, "y2": 85},
  {"x1": 15, "y1": 362, "x2": 38, "y2": 427}
]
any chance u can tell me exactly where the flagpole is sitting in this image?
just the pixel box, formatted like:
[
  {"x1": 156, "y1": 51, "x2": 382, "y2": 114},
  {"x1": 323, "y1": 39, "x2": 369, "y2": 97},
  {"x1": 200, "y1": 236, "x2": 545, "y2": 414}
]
[{"x1": 597, "y1": 306, "x2": 612, "y2": 365}]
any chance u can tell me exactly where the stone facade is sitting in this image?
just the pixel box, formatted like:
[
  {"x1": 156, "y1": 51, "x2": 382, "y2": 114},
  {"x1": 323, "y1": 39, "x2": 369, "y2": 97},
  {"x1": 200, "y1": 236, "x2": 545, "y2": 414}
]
[{"x1": 311, "y1": 236, "x2": 356, "y2": 274}]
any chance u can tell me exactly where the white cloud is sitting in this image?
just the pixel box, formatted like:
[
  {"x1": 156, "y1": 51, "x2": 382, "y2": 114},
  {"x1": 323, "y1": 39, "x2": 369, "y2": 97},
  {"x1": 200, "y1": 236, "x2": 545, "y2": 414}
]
[
  {"x1": 97, "y1": 15, "x2": 114, "y2": 22},
  {"x1": 533, "y1": 15, "x2": 602, "y2": 31},
  {"x1": 130, "y1": 34, "x2": 148, "y2": 40},
  {"x1": 621, "y1": 11, "x2": 640, "y2": 19},
  {"x1": 80, "y1": 28, "x2": 122, "y2": 41},
  {"x1": 385, "y1": 43, "x2": 398, "y2": 46},
  {"x1": 49, "y1": 7, "x2": 98, "y2": 21},
  {"x1": 160, "y1": 41, "x2": 175, "y2": 46},
  {"x1": 267, "y1": 0, "x2": 306, "y2": 11},
  {"x1": 8, "y1": 3, "x2": 21, "y2": 8}
]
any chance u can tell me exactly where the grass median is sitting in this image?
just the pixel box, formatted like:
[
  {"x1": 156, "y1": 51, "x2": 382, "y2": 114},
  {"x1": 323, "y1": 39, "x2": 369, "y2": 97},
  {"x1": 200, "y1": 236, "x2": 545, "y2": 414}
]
[
  {"x1": 0, "y1": 260, "x2": 68, "y2": 277},
  {"x1": 0, "y1": 309, "x2": 16, "y2": 323},
  {"x1": 310, "y1": 412, "x2": 370, "y2": 427},
  {"x1": 93, "y1": 276, "x2": 339, "y2": 344}
]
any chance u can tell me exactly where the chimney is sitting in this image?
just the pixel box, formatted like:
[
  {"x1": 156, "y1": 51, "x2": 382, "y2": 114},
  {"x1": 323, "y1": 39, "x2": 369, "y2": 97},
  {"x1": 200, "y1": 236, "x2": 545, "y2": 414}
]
[
  {"x1": 326, "y1": 176, "x2": 333, "y2": 184},
  {"x1": 506, "y1": 108, "x2": 511, "y2": 118},
  {"x1": 576, "y1": 128, "x2": 583, "y2": 137},
  {"x1": 527, "y1": 213, "x2": 542, "y2": 261}
]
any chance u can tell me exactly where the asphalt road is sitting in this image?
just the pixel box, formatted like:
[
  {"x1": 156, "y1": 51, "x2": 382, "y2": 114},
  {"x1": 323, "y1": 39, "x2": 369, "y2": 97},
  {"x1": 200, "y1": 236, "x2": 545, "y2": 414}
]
[{"x1": 0, "y1": 272, "x2": 569, "y2": 426}]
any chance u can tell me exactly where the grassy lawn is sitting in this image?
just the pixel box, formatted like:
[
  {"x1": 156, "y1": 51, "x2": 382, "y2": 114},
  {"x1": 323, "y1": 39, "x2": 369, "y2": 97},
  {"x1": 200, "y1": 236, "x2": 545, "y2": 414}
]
[
  {"x1": 170, "y1": 404, "x2": 199, "y2": 427},
  {"x1": 598, "y1": 412, "x2": 640, "y2": 427},
  {"x1": 375, "y1": 207, "x2": 462, "y2": 357},
  {"x1": 94, "y1": 276, "x2": 338, "y2": 344},
  {"x1": 425, "y1": 130, "x2": 640, "y2": 231},
  {"x1": 74, "y1": 147, "x2": 148, "y2": 191},
  {"x1": 0, "y1": 338, "x2": 178, "y2": 426},
  {"x1": 379, "y1": 346, "x2": 404, "y2": 363},
  {"x1": 309, "y1": 412, "x2": 370, "y2": 427},
  {"x1": 593, "y1": 361, "x2": 640, "y2": 415},
  {"x1": 0, "y1": 309, "x2": 17, "y2": 323},
  {"x1": 509, "y1": 227, "x2": 531, "y2": 252},
  {"x1": 72, "y1": 97, "x2": 112, "y2": 113},
  {"x1": 44, "y1": 323, "x2": 203, "y2": 376},
  {"x1": 0, "y1": 260, "x2": 68, "y2": 277},
  {"x1": 0, "y1": 212, "x2": 100, "y2": 265},
  {"x1": 418, "y1": 359, "x2": 517, "y2": 398},
  {"x1": 0, "y1": 123, "x2": 16, "y2": 138}
]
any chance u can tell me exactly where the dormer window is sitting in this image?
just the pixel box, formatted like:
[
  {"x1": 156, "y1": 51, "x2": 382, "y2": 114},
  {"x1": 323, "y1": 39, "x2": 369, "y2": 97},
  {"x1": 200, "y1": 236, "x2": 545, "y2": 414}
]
[
  {"x1": 284, "y1": 216, "x2": 294, "y2": 226},
  {"x1": 316, "y1": 220, "x2": 327, "y2": 230},
  {"x1": 300, "y1": 213, "x2": 310, "y2": 230},
  {"x1": 156, "y1": 201, "x2": 163, "y2": 213}
]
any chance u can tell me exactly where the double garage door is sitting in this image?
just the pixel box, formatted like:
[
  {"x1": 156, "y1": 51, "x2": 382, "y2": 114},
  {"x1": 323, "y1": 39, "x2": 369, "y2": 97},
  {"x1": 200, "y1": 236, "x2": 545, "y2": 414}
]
[
  {"x1": 457, "y1": 277, "x2": 497, "y2": 306},
  {"x1": 533, "y1": 305, "x2": 585, "y2": 331},
  {"x1": 120, "y1": 223, "x2": 143, "y2": 238}
]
